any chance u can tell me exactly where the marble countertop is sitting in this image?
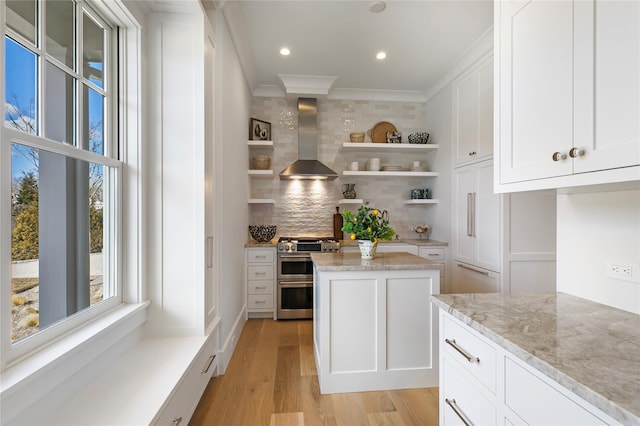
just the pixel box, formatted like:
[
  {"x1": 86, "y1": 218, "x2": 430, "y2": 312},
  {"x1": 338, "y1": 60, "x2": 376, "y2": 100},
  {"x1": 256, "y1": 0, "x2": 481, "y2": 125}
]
[
  {"x1": 311, "y1": 252, "x2": 444, "y2": 272},
  {"x1": 431, "y1": 292, "x2": 640, "y2": 425},
  {"x1": 245, "y1": 238, "x2": 448, "y2": 248},
  {"x1": 340, "y1": 238, "x2": 448, "y2": 247}
]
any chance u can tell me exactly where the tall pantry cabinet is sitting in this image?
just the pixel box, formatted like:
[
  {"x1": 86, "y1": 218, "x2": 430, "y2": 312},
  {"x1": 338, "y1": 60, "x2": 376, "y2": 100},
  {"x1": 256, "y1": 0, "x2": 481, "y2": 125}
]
[{"x1": 450, "y1": 53, "x2": 556, "y2": 294}]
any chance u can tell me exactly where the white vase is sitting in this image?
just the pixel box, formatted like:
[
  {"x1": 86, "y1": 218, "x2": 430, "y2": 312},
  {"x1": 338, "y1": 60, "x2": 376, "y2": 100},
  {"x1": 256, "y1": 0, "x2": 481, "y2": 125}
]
[{"x1": 358, "y1": 239, "x2": 378, "y2": 259}]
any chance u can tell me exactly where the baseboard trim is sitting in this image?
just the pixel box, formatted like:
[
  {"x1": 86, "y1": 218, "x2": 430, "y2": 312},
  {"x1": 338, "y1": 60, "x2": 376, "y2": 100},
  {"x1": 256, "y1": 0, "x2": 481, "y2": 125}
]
[{"x1": 217, "y1": 305, "x2": 246, "y2": 374}]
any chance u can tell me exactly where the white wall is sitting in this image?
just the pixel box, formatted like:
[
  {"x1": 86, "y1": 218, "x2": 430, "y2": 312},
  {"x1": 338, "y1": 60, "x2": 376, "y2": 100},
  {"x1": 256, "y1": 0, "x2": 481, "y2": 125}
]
[
  {"x1": 557, "y1": 189, "x2": 640, "y2": 314},
  {"x1": 216, "y1": 12, "x2": 251, "y2": 357}
]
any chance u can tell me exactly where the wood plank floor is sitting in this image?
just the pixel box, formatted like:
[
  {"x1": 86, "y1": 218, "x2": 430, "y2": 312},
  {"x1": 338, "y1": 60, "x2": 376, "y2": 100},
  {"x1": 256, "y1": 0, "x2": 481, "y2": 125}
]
[{"x1": 190, "y1": 319, "x2": 439, "y2": 426}]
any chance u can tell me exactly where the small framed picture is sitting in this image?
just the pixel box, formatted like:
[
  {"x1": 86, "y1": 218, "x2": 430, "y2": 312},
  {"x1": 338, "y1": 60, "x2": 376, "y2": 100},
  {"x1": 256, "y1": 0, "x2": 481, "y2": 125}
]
[{"x1": 250, "y1": 118, "x2": 271, "y2": 141}]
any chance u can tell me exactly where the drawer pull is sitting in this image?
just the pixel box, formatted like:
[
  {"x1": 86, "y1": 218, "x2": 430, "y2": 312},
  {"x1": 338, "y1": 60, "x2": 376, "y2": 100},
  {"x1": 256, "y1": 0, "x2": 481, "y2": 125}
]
[
  {"x1": 255, "y1": 272, "x2": 266, "y2": 276},
  {"x1": 456, "y1": 263, "x2": 489, "y2": 276},
  {"x1": 256, "y1": 300, "x2": 266, "y2": 304},
  {"x1": 256, "y1": 255, "x2": 266, "y2": 259},
  {"x1": 171, "y1": 417, "x2": 183, "y2": 425},
  {"x1": 201, "y1": 354, "x2": 216, "y2": 374},
  {"x1": 427, "y1": 253, "x2": 439, "y2": 257},
  {"x1": 445, "y1": 338, "x2": 479, "y2": 364},
  {"x1": 255, "y1": 286, "x2": 267, "y2": 290},
  {"x1": 445, "y1": 398, "x2": 473, "y2": 426}
]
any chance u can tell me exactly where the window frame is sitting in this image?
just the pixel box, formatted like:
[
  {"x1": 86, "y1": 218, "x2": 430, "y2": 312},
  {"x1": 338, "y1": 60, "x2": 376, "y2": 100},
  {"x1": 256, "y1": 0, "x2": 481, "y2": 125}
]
[{"x1": 1, "y1": 0, "x2": 130, "y2": 368}]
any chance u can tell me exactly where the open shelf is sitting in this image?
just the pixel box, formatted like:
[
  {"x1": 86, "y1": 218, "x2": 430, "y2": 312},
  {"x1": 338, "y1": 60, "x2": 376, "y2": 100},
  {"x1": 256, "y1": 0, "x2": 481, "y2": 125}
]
[
  {"x1": 248, "y1": 169, "x2": 274, "y2": 178},
  {"x1": 341, "y1": 142, "x2": 438, "y2": 153},
  {"x1": 342, "y1": 171, "x2": 439, "y2": 178},
  {"x1": 247, "y1": 140, "x2": 274, "y2": 150},
  {"x1": 248, "y1": 198, "x2": 275, "y2": 204},
  {"x1": 403, "y1": 199, "x2": 439, "y2": 205}
]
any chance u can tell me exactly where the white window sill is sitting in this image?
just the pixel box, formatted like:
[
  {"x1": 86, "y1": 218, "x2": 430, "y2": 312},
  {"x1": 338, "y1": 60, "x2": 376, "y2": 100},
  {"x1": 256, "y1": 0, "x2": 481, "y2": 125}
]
[{"x1": 0, "y1": 301, "x2": 150, "y2": 424}]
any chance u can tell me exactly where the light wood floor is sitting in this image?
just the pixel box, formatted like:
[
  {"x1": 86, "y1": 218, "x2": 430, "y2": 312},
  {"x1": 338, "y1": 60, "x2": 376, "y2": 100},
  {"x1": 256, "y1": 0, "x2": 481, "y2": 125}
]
[{"x1": 190, "y1": 319, "x2": 439, "y2": 426}]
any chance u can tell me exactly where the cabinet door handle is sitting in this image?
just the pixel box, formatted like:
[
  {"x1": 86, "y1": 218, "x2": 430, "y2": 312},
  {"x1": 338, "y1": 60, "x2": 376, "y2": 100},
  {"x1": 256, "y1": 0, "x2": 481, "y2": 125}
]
[
  {"x1": 468, "y1": 151, "x2": 477, "y2": 156},
  {"x1": 569, "y1": 147, "x2": 584, "y2": 158},
  {"x1": 171, "y1": 417, "x2": 183, "y2": 425},
  {"x1": 456, "y1": 263, "x2": 489, "y2": 276},
  {"x1": 552, "y1": 151, "x2": 567, "y2": 161},
  {"x1": 470, "y1": 193, "x2": 476, "y2": 237},
  {"x1": 445, "y1": 398, "x2": 473, "y2": 426},
  {"x1": 466, "y1": 193, "x2": 473, "y2": 237},
  {"x1": 445, "y1": 338, "x2": 480, "y2": 363},
  {"x1": 201, "y1": 354, "x2": 216, "y2": 374}
]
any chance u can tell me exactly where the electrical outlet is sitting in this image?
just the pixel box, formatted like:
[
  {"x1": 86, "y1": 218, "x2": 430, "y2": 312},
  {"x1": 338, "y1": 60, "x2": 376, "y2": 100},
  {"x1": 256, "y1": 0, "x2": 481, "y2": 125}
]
[{"x1": 606, "y1": 261, "x2": 640, "y2": 283}]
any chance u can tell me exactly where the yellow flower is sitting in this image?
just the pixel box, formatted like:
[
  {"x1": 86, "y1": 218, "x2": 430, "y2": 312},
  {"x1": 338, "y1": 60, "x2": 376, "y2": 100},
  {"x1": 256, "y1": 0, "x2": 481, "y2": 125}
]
[
  {"x1": 373, "y1": 238, "x2": 378, "y2": 244},
  {"x1": 367, "y1": 227, "x2": 372, "y2": 232},
  {"x1": 350, "y1": 233, "x2": 356, "y2": 240},
  {"x1": 373, "y1": 209, "x2": 379, "y2": 216}
]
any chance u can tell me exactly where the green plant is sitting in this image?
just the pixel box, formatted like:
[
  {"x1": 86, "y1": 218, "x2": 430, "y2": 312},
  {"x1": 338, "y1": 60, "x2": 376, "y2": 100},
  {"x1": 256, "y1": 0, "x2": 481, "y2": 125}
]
[{"x1": 341, "y1": 202, "x2": 395, "y2": 243}]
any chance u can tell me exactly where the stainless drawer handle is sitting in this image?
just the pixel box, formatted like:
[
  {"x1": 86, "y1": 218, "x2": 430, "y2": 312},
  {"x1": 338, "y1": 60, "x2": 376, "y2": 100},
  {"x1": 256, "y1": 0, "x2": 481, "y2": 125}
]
[
  {"x1": 445, "y1": 338, "x2": 479, "y2": 363},
  {"x1": 445, "y1": 398, "x2": 473, "y2": 426},
  {"x1": 201, "y1": 354, "x2": 216, "y2": 374},
  {"x1": 456, "y1": 263, "x2": 489, "y2": 276},
  {"x1": 256, "y1": 300, "x2": 266, "y2": 304},
  {"x1": 255, "y1": 286, "x2": 267, "y2": 290},
  {"x1": 171, "y1": 417, "x2": 183, "y2": 425},
  {"x1": 255, "y1": 272, "x2": 266, "y2": 275},
  {"x1": 427, "y1": 253, "x2": 439, "y2": 257}
]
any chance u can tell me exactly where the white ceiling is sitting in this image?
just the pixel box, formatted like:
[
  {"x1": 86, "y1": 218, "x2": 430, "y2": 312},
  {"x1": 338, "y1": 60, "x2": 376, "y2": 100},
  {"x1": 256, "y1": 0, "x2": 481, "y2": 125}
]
[{"x1": 222, "y1": 0, "x2": 494, "y2": 99}]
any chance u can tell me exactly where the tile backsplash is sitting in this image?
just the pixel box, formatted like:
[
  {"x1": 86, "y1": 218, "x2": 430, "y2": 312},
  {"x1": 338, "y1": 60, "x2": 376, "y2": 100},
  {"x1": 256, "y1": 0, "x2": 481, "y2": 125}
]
[{"x1": 249, "y1": 98, "x2": 432, "y2": 239}]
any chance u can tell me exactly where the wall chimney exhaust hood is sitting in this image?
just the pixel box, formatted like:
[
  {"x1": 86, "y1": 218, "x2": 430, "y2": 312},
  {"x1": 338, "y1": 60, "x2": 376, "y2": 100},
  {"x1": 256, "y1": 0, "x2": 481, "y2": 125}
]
[{"x1": 279, "y1": 98, "x2": 339, "y2": 180}]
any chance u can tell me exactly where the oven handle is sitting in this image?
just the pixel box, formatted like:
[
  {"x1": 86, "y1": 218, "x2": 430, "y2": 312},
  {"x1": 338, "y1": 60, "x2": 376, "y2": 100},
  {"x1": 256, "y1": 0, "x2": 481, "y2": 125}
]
[
  {"x1": 278, "y1": 254, "x2": 312, "y2": 259},
  {"x1": 278, "y1": 281, "x2": 313, "y2": 287}
]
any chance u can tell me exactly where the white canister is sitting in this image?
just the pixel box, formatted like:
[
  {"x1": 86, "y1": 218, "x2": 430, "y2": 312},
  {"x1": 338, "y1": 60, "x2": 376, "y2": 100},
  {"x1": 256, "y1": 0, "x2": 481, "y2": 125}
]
[
  {"x1": 412, "y1": 160, "x2": 420, "y2": 169},
  {"x1": 349, "y1": 161, "x2": 359, "y2": 171}
]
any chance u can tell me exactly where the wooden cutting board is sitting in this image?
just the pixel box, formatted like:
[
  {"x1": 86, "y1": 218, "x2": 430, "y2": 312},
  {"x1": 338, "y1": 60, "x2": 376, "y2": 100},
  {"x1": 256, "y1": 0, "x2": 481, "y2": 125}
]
[{"x1": 333, "y1": 207, "x2": 343, "y2": 240}]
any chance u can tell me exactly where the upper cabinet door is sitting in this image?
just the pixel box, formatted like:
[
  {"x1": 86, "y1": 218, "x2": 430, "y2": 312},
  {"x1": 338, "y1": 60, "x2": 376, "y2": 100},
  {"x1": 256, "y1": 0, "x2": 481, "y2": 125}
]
[
  {"x1": 497, "y1": 0, "x2": 574, "y2": 184},
  {"x1": 573, "y1": 1, "x2": 640, "y2": 173},
  {"x1": 453, "y1": 55, "x2": 494, "y2": 167}
]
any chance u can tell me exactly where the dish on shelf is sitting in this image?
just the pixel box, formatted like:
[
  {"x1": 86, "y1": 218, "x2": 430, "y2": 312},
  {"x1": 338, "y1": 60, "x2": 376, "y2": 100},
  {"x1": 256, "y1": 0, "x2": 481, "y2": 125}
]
[
  {"x1": 381, "y1": 165, "x2": 404, "y2": 171},
  {"x1": 368, "y1": 121, "x2": 397, "y2": 143}
]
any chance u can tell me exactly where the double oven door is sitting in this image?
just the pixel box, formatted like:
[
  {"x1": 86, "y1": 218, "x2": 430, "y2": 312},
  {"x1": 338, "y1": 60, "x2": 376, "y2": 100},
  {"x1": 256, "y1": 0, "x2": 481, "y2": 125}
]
[{"x1": 277, "y1": 253, "x2": 314, "y2": 319}]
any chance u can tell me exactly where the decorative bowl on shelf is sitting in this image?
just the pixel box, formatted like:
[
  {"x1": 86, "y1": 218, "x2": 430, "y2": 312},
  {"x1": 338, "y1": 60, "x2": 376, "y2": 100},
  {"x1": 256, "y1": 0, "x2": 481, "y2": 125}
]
[
  {"x1": 412, "y1": 224, "x2": 431, "y2": 239},
  {"x1": 251, "y1": 155, "x2": 271, "y2": 170},
  {"x1": 408, "y1": 132, "x2": 430, "y2": 144},
  {"x1": 249, "y1": 225, "x2": 277, "y2": 242}
]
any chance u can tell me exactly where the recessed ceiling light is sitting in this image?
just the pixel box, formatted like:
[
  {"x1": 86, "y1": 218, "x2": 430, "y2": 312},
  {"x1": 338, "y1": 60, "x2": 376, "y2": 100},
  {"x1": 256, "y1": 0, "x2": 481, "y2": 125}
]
[
  {"x1": 369, "y1": 1, "x2": 386, "y2": 13},
  {"x1": 376, "y1": 51, "x2": 387, "y2": 60},
  {"x1": 280, "y1": 47, "x2": 290, "y2": 56}
]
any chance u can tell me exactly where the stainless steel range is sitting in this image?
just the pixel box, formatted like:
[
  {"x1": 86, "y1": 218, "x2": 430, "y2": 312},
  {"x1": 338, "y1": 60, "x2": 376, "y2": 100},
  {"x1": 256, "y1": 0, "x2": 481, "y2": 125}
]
[{"x1": 277, "y1": 237, "x2": 340, "y2": 319}]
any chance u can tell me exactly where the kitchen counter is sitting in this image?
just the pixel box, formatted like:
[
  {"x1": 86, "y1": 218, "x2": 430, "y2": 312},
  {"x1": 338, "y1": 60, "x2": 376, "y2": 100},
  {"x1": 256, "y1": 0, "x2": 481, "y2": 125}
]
[
  {"x1": 244, "y1": 240, "x2": 277, "y2": 248},
  {"x1": 311, "y1": 251, "x2": 443, "y2": 272},
  {"x1": 431, "y1": 292, "x2": 640, "y2": 425},
  {"x1": 313, "y1": 251, "x2": 440, "y2": 394},
  {"x1": 339, "y1": 238, "x2": 448, "y2": 248}
]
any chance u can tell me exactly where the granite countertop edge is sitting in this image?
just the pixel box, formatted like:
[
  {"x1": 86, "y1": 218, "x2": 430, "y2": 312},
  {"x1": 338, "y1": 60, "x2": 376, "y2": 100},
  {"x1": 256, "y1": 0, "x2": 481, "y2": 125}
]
[
  {"x1": 431, "y1": 294, "x2": 640, "y2": 426},
  {"x1": 311, "y1": 252, "x2": 444, "y2": 272}
]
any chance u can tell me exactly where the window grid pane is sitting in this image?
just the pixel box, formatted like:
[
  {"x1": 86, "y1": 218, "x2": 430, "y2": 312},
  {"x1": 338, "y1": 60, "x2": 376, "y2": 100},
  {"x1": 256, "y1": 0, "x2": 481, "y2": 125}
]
[
  {"x1": 4, "y1": 37, "x2": 38, "y2": 135},
  {"x1": 82, "y1": 12, "x2": 104, "y2": 89},
  {"x1": 45, "y1": 0, "x2": 75, "y2": 69},
  {"x1": 6, "y1": 0, "x2": 38, "y2": 45},
  {"x1": 45, "y1": 61, "x2": 76, "y2": 144}
]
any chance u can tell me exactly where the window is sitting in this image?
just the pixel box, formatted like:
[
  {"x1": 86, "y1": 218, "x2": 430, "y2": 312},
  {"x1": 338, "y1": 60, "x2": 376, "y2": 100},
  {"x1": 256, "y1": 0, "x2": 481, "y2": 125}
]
[{"x1": 2, "y1": 0, "x2": 121, "y2": 360}]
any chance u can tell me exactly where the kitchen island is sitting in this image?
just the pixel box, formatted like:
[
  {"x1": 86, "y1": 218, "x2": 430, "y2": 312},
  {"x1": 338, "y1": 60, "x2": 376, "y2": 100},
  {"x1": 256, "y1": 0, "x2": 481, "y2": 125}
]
[
  {"x1": 311, "y1": 251, "x2": 442, "y2": 394},
  {"x1": 432, "y1": 292, "x2": 640, "y2": 425}
]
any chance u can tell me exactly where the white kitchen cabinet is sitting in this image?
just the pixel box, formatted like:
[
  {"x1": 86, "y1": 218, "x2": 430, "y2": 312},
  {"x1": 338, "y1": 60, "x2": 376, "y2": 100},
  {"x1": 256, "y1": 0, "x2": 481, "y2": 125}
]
[
  {"x1": 154, "y1": 338, "x2": 217, "y2": 426},
  {"x1": 438, "y1": 311, "x2": 617, "y2": 426},
  {"x1": 342, "y1": 243, "x2": 418, "y2": 255},
  {"x1": 245, "y1": 247, "x2": 276, "y2": 318},
  {"x1": 453, "y1": 160, "x2": 500, "y2": 273},
  {"x1": 495, "y1": 0, "x2": 640, "y2": 191},
  {"x1": 452, "y1": 54, "x2": 493, "y2": 167},
  {"x1": 418, "y1": 247, "x2": 446, "y2": 293}
]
